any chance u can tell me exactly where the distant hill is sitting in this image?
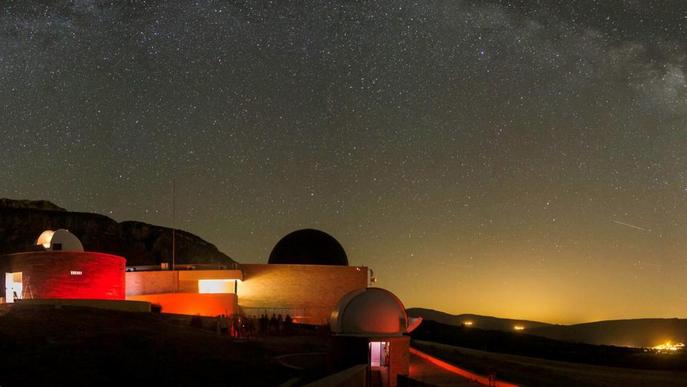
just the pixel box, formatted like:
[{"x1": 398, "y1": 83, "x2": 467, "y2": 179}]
[
  {"x1": 0, "y1": 198, "x2": 235, "y2": 266},
  {"x1": 407, "y1": 308, "x2": 553, "y2": 331},
  {"x1": 411, "y1": 319, "x2": 687, "y2": 372},
  {"x1": 529, "y1": 319, "x2": 687, "y2": 348},
  {"x1": 407, "y1": 307, "x2": 687, "y2": 348}
]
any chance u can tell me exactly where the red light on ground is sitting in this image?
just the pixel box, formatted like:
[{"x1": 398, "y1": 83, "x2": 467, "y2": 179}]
[{"x1": 409, "y1": 347, "x2": 518, "y2": 387}]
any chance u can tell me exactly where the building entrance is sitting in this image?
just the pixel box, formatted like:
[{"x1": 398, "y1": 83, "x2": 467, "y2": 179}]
[
  {"x1": 5, "y1": 272, "x2": 23, "y2": 303},
  {"x1": 369, "y1": 341, "x2": 389, "y2": 367}
]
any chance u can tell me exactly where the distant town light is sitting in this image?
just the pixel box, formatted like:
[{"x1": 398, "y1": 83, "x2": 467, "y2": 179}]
[
  {"x1": 514, "y1": 325, "x2": 525, "y2": 331},
  {"x1": 652, "y1": 341, "x2": 685, "y2": 353},
  {"x1": 463, "y1": 321, "x2": 473, "y2": 326}
]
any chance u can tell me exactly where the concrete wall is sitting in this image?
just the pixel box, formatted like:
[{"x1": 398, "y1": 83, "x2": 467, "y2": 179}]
[
  {"x1": 388, "y1": 336, "x2": 410, "y2": 387},
  {"x1": 127, "y1": 293, "x2": 237, "y2": 316},
  {"x1": 125, "y1": 269, "x2": 242, "y2": 295},
  {"x1": 125, "y1": 265, "x2": 367, "y2": 322},
  {"x1": 0, "y1": 251, "x2": 125, "y2": 300},
  {"x1": 19, "y1": 298, "x2": 151, "y2": 313},
  {"x1": 238, "y1": 264, "x2": 368, "y2": 325}
]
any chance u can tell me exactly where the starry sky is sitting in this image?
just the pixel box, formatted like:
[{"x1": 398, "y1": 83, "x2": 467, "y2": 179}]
[{"x1": 1, "y1": 1, "x2": 686, "y2": 324}]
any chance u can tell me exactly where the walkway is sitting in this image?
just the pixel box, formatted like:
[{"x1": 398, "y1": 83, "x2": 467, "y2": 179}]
[{"x1": 409, "y1": 348, "x2": 518, "y2": 387}]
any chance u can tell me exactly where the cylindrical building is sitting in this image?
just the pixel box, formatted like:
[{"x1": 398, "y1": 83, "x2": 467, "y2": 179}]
[{"x1": 0, "y1": 229, "x2": 126, "y2": 302}]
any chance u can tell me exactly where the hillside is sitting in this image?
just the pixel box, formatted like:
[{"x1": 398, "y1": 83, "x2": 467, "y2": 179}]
[
  {"x1": 407, "y1": 308, "x2": 687, "y2": 348},
  {"x1": 407, "y1": 307, "x2": 553, "y2": 331},
  {"x1": 413, "y1": 340, "x2": 687, "y2": 387},
  {"x1": 529, "y1": 318, "x2": 687, "y2": 348},
  {"x1": 411, "y1": 319, "x2": 687, "y2": 371},
  {"x1": 0, "y1": 198, "x2": 235, "y2": 266}
]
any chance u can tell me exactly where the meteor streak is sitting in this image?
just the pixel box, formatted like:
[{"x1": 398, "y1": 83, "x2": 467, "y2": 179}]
[{"x1": 612, "y1": 220, "x2": 650, "y2": 232}]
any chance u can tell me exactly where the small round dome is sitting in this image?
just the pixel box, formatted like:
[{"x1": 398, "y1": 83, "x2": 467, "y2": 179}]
[
  {"x1": 36, "y1": 230, "x2": 55, "y2": 249},
  {"x1": 42, "y1": 229, "x2": 84, "y2": 252},
  {"x1": 268, "y1": 229, "x2": 348, "y2": 266},
  {"x1": 330, "y1": 288, "x2": 408, "y2": 336}
]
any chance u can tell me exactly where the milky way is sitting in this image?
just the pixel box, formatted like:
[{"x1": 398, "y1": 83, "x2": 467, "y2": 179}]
[{"x1": 1, "y1": 1, "x2": 686, "y2": 323}]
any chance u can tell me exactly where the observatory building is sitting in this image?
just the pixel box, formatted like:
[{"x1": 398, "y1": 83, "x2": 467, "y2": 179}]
[
  {"x1": 125, "y1": 228, "x2": 369, "y2": 323},
  {"x1": 0, "y1": 226, "x2": 419, "y2": 385},
  {"x1": 0, "y1": 229, "x2": 125, "y2": 302},
  {"x1": 328, "y1": 288, "x2": 420, "y2": 387}
]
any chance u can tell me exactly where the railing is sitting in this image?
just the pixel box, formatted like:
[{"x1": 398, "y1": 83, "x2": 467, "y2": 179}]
[{"x1": 126, "y1": 262, "x2": 241, "y2": 271}]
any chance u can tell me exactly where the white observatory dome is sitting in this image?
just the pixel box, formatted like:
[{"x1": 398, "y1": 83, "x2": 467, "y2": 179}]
[
  {"x1": 36, "y1": 230, "x2": 55, "y2": 249},
  {"x1": 330, "y1": 288, "x2": 408, "y2": 336},
  {"x1": 36, "y1": 229, "x2": 84, "y2": 252}
]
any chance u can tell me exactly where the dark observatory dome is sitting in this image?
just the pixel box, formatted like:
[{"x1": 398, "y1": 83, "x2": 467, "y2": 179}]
[{"x1": 268, "y1": 229, "x2": 348, "y2": 266}]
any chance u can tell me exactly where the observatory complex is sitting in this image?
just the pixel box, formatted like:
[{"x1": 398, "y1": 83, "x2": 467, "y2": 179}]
[{"x1": 0, "y1": 227, "x2": 419, "y2": 386}]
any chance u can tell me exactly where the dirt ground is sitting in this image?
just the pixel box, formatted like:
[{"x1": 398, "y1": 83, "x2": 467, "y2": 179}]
[
  {"x1": 413, "y1": 340, "x2": 687, "y2": 387},
  {"x1": 0, "y1": 304, "x2": 299, "y2": 386}
]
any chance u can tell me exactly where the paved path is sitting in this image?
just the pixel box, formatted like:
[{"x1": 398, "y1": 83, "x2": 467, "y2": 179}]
[{"x1": 409, "y1": 348, "x2": 518, "y2": 387}]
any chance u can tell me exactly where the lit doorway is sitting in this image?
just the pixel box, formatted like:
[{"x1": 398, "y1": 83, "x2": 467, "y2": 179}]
[
  {"x1": 369, "y1": 341, "x2": 389, "y2": 367},
  {"x1": 5, "y1": 272, "x2": 22, "y2": 303}
]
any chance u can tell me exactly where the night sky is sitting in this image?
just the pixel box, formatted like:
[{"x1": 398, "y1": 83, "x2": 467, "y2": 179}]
[{"x1": 2, "y1": 1, "x2": 686, "y2": 323}]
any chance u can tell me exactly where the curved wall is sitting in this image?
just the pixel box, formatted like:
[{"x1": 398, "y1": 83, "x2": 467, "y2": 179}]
[
  {"x1": 0, "y1": 251, "x2": 126, "y2": 300},
  {"x1": 238, "y1": 264, "x2": 368, "y2": 325}
]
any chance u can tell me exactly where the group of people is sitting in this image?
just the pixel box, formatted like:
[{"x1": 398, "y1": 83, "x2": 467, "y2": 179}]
[
  {"x1": 257, "y1": 313, "x2": 294, "y2": 335},
  {"x1": 214, "y1": 314, "x2": 245, "y2": 338},
  {"x1": 213, "y1": 313, "x2": 295, "y2": 338}
]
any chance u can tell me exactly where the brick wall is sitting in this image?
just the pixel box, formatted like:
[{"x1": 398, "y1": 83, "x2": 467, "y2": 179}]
[
  {"x1": 238, "y1": 264, "x2": 368, "y2": 325},
  {"x1": 125, "y1": 270, "x2": 177, "y2": 295},
  {"x1": 126, "y1": 270, "x2": 242, "y2": 295},
  {"x1": 0, "y1": 251, "x2": 125, "y2": 300}
]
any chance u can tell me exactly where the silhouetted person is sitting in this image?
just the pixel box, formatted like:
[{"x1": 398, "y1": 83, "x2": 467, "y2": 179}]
[
  {"x1": 284, "y1": 314, "x2": 293, "y2": 334},
  {"x1": 259, "y1": 314, "x2": 268, "y2": 335},
  {"x1": 220, "y1": 314, "x2": 228, "y2": 334},
  {"x1": 269, "y1": 313, "x2": 278, "y2": 334}
]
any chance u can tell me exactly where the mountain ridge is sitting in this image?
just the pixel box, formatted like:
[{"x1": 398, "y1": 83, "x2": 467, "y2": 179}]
[
  {"x1": 0, "y1": 198, "x2": 235, "y2": 266},
  {"x1": 407, "y1": 307, "x2": 687, "y2": 348}
]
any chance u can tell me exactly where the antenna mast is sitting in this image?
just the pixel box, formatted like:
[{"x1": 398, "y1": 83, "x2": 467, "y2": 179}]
[{"x1": 172, "y1": 178, "x2": 176, "y2": 271}]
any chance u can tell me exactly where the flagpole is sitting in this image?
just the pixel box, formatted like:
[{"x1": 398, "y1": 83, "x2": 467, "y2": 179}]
[{"x1": 172, "y1": 178, "x2": 176, "y2": 272}]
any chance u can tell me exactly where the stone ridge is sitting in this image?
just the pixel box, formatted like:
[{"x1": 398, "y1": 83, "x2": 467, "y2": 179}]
[
  {"x1": 0, "y1": 198, "x2": 66, "y2": 211},
  {"x1": 0, "y1": 198, "x2": 235, "y2": 266}
]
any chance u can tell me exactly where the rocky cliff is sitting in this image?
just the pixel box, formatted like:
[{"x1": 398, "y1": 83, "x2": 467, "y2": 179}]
[{"x1": 0, "y1": 199, "x2": 235, "y2": 266}]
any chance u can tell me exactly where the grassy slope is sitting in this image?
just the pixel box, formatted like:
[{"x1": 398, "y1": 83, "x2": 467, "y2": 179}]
[{"x1": 413, "y1": 340, "x2": 687, "y2": 387}]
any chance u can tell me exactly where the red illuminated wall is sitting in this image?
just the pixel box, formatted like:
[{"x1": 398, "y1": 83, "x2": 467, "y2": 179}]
[
  {"x1": 0, "y1": 251, "x2": 126, "y2": 300},
  {"x1": 127, "y1": 293, "x2": 238, "y2": 316}
]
